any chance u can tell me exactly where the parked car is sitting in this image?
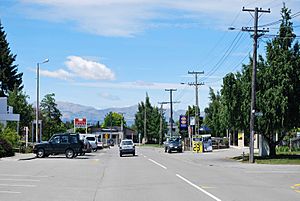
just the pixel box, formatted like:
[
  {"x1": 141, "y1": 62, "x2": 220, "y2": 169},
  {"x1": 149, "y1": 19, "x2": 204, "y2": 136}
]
[
  {"x1": 96, "y1": 135, "x2": 103, "y2": 149},
  {"x1": 85, "y1": 135, "x2": 98, "y2": 152},
  {"x1": 79, "y1": 138, "x2": 92, "y2": 155},
  {"x1": 33, "y1": 133, "x2": 82, "y2": 158},
  {"x1": 119, "y1": 139, "x2": 135, "y2": 157},
  {"x1": 108, "y1": 138, "x2": 114, "y2": 146},
  {"x1": 164, "y1": 138, "x2": 183, "y2": 153}
]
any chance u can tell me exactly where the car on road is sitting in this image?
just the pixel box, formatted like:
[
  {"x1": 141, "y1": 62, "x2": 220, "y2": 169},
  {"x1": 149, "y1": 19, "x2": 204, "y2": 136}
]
[
  {"x1": 85, "y1": 135, "x2": 98, "y2": 152},
  {"x1": 96, "y1": 135, "x2": 103, "y2": 149},
  {"x1": 33, "y1": 133, "x2": 82, "y2": 158},
  {"x1": 79, "y1": 138, "x2": 92, "y2": 155},
  {"x1": 119, "y1": 139, "x2": 135, "y2": 157},
  {"x1": 164, "y1": 138, "x2": 183, "y2": 153}
]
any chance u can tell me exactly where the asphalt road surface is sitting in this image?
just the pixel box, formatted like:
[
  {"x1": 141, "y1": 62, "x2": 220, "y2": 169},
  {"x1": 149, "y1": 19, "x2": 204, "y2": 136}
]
[{"x1": 0, "y1": 146, "x2": 299, "y2": 201}]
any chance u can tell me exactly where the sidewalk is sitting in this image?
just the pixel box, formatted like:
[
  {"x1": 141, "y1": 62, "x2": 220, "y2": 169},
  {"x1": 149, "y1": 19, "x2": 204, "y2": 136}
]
[{"x1": 0, "y1": 153, "x2": 36, "y2": 161}]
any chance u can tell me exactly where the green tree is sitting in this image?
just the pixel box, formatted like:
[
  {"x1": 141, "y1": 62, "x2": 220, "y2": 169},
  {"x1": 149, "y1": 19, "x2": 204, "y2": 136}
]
[
  {"x1": 134, "y1": 94, "x2": 166, "y2": 143},
  {"x1": 0, "y1": 21, "x2": 23, "y2": 97},
  {"x1": 256, "y1": 5, "x2": 300, "y2": 156},
  {"x1": 7, "y1": 87, "x2": 34, "y2": 134},
  {"x1": 102, "y1": 112, "x2": 126, "y2": 128},
  {"x1": 40, "y1": 93, "x2": 66, "y2": 140},
  {"x1": 204, "y1": 88, "x2": 224, "y2": 137}
]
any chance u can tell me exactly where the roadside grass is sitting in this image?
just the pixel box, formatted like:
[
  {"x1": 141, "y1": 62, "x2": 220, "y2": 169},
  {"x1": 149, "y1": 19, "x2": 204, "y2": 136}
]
[{"x1": 233, "y1": 152, "x2": 300, "y2": 165}]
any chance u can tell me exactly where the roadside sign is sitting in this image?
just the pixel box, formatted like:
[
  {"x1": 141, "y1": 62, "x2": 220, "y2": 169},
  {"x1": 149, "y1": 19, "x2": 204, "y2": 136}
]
[
  {"x1": 105, "y1": 133, "x2": 109, "y2": 139},
  {"x1": 179, "y1": 115, "x2": 188, "y2": 130},
  {"x1": 74, "y1": 118, "x2": 87, "y2": 128}
]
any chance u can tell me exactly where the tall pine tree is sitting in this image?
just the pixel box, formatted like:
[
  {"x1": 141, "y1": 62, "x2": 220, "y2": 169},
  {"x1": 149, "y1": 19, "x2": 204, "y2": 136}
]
[{"x1": 0, "y1": 21, "x2": 23, "y2": 97}]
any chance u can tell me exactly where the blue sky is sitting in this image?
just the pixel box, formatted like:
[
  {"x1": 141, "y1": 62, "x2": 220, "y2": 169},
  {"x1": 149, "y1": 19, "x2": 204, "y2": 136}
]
[{"x1": 1, "y1": 0, "x2": 300, "y2": 112}]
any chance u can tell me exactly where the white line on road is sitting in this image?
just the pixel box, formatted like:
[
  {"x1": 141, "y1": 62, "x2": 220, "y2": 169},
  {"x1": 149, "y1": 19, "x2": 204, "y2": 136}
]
[
  {"x1": 176, "y1": 174, "x2": 222, "y2": 201},
  {"x1": 0, "y1": 174, "x2": 48, "y2": 178},
  {"x1": 0, "y1": 178, "x2": 40, "y2": 182},
  {"x1": 148, "y1": 159, "x2": 167, "y2": 170},
  {"x1": 0, "y1": 184, "x2": 36, "y2": 187},
  {"x1": 0, "y1": 191, "x2": 21, "y2": 194}
]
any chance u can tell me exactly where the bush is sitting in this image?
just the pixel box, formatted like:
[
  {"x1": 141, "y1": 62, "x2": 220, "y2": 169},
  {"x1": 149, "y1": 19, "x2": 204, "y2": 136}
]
[
  {"x1": 0, "y1": 138, "x2": 14, "y2": 158},
  {"x1": 0, "y1": 127, "x2": 20, "y2": 147}
]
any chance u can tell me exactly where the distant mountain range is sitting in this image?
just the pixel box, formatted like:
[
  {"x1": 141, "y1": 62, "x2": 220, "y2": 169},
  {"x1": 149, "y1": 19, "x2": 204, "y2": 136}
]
[{"x1": 56, "y1": 101, "x2": 189, "y2": 126}]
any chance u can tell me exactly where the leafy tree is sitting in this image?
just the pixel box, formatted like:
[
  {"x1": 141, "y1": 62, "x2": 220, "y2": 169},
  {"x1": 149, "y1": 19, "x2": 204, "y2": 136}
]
[
  {"x1": 102, "y1": 112, "x2": 126, "y2": 128},
  {"x1": 134, "y1": 94, "x2": 166, "y2": 143},
  {"x1": 256, "y1": 5, "x2": 300, "y2": 156},
  {"x1": 204, "y1": 88, "x2": 224, "y2": 137},
  {"x1": 0, "y1": 21, "x2": 23, "y2": 97},
  {"x1": 40, "y1": 93, "x2": 66, "y2": 140},
  {"x1": 7, "y1": 87, "x2": 34, "y2": 134}
]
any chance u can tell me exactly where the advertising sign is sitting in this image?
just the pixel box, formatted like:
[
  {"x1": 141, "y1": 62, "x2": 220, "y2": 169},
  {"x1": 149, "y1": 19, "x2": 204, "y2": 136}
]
[
  {"x1": 74, "y1": 118, "x2": 87, "y2": 128},
  {"x1": 179, "y1": 115, "x2": 188, "y2": 130}
]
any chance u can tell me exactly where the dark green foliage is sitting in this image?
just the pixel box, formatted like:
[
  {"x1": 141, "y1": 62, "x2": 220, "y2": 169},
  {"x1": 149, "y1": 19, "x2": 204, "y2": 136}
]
[
  {"x1": 204, "y1": 5, "x2": 300, "y2": 156},
  {"x1": 7, "y1": 87, "x2": 34, "y2": 134},
  {"x1": 40, "y1": 93, "x2": 66, "y2": 140},
  {"x1": 134, "y1": 94, "x2": 167, "y2": 143},
  {"x1": 204, "y1": 88, "x2": 224, "y2": 137},
  {"x1": 0, "y1": 138, "x2": 14, "y2": 157},
  {"x1": 0, "y1": 21, "x2": 23, "y2": 96}
]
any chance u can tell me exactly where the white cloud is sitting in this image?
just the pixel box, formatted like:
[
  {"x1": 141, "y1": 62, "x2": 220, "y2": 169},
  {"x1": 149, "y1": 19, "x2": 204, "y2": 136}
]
[
  {"x1": 39, "y1": 69, "x2": 73, "y2": 80},
  {"x1": 38, "y1": 56, "x2": 115, "y2": 81},
  {"x1": 19, "y1": 0, "x2": 300, "y2": 37},
  {"x1": 65, "y1": 56, "x2": 115, "y2": 80}
]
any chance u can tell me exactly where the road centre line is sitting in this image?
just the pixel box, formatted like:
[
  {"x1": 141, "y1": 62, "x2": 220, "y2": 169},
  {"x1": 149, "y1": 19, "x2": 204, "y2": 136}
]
[
  {"x1": 0, "y1": 191, "x2": 21, "y2": 194},
  {"x1": 148, "y1": 159, "x2": 167, "y2": 170},
  {"x1": 0, "y1": 178, "x2": 40, "y2": 182},
  {"x1": 0, "y1": 174, "x2": 48, "y2": 178},
  {"x1": 0, "y1": 184, "x2": 36, "y2": 187},
  {"x1": 176, "y1": 174, "x2": 222, "y2": 201}
]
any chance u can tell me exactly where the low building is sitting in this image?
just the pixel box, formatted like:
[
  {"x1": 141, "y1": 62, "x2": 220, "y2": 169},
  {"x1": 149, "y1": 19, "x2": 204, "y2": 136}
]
[{"x1": 90, "y1": 126, "x2": 138, "y2": 144}]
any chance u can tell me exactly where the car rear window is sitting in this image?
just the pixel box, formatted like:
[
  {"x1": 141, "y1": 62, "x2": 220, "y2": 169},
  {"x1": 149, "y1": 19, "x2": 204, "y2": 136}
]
[
  {"x1": 121, "y1": 140, "x2": 133, "y2": 145},
  {"x1": 86, "y1": 137, "x2": 95, "y2": 141}
]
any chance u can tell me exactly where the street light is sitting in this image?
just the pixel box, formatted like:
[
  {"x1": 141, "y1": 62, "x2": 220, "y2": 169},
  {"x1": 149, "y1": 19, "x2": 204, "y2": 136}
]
[{"x1": 36, "y1": 59, "x2": 49, "y2": 143}]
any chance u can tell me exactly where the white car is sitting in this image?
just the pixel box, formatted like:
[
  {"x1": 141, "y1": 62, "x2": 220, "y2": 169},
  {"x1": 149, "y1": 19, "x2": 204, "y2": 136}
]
[
  {"x1": 119, "y1": 139, "x2": 135, "y2": 157},
  {"x1": 84, "y1": 135, "x2": 98, "y2": 152}
]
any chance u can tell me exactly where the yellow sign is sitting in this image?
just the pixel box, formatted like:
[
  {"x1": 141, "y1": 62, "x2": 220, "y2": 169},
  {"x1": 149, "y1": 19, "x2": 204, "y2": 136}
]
[
  {"x1": 193, "y1": 141, "x2": 203, "y2": 153},
  {"x1": 105, "y1": 134, "x2": 109, "y2": 139}
]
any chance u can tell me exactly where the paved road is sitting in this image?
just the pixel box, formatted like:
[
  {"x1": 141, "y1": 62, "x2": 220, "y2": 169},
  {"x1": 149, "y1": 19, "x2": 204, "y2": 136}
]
[{"x1": 0, "y1": 147, "x2": 299, "y2": 201}]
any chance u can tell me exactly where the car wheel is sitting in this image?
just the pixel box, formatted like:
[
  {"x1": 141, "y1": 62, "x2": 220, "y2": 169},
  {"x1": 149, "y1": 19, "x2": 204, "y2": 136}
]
[
  {"x1": 133, "y1": 152, "x2": 135, "y2": 156},
  {"x1": 167, "y1": 148, "x2": 171, "y2": 153},
  {"x1": 36, "y1": 148, "x2": 45, "y2": 158},
  {"x1": 120, "y1": 152, "x2": 122, "y2": 157},
  {"x1": 65, "y1": 149, "x2": 75, "y2": 158},
  {"x1": 179, "y1": 149, "x2": 183, "y2": 153},
  {"x1": 165, "y1": 148, "x2": 167, "y2": 153}
]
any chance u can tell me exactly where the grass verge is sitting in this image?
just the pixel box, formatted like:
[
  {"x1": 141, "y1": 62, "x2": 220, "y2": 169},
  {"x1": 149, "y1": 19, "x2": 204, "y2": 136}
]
[{"x1": 232, "y1": 153, "x2": 300, "y2": 165}]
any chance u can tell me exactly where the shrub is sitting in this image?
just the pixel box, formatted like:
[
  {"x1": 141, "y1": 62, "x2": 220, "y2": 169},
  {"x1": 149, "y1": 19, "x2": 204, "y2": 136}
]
[
  {"x1": 0, "y1": 138, "x2": 14, "y2": 158},
  {"x1": 0, "y1": 127, "x2": 20, "y2": 147}
]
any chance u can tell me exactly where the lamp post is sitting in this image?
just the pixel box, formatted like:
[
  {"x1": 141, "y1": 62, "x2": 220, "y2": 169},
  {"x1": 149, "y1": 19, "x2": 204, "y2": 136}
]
[{"x1": 36, "y1": 59, "x2": 49, "y2": 143}]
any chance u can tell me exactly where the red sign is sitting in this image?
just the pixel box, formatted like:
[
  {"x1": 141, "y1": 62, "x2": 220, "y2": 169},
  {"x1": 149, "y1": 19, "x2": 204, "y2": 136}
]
[{"x1": 74, "y1": 118, "x2": 87, "y2": 128}]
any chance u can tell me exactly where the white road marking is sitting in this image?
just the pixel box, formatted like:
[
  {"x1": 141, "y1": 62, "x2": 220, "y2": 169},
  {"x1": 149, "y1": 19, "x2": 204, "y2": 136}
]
[
  {"x1": 0, "y1": 174, "x2": 48, "y2": 178},
  {"x1": 0, "y1": 191, "x2": 21, "y2": 194},
  {"x1": 0, "y1": 184, "x2": 36, "y2": 187},
  {"x1": 176, "y1": 174, "x2": 222, "y2": 201},
  {"x1": 0, "y1": 178, "x2": 40, "y2": 182},
  {"x1": 148, "y1": 159, "x2": 167, "y2": 170}
]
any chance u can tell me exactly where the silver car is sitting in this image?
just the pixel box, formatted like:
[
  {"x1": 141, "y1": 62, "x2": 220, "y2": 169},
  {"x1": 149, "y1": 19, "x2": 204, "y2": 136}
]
[
  {"x1": 85, "y1": 136, "x2": 98, "y2": 152},
  {"x1": 119, "y1": 139, "x2": 135, "y2": 157}
]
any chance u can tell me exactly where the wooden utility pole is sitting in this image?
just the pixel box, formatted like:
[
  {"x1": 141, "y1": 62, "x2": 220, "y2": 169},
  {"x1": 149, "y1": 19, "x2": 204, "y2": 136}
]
[
  {"x1": 242, "y1": 7, "x2": 270, "y2": 163},
  {"x1": 187, "y1": 71, "x2": 204, "y2": 135}
]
